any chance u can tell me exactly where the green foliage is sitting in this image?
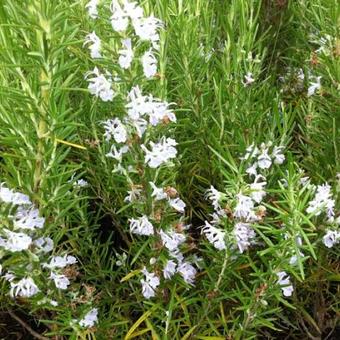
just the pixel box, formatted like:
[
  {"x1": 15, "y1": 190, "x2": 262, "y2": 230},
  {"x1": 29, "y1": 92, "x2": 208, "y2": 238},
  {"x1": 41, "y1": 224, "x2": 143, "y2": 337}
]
[{"x1": 0, "y1": 0, "x2": 339, "y2": 339}]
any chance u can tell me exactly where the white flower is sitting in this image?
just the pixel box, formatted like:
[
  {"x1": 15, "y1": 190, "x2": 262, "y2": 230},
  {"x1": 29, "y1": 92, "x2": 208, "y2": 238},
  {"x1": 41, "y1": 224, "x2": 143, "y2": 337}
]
[
  {"x1": 306, "y1": 184, "x2": 335, "y2": 218},
  {"x1": 14, "y1": 207, "x2": 45, "y2": 230},
  {"x1": 85, "y1": 67, "x2": 114, "y2": 102},
  {"x1": 148, "y1": 101, "x2": 176, "y2": 126},
  {"x1": 86, "y1": 0, "x2": 99, "y2": 19},
  {"x1": 205, "y1": 186, "x2": 224, "y2": 212},
  {"x1": 106, "y1": 145, "x2": 129, "y2": 161},
  {"x1": 129, "y1": 117, "x2": 148, "y2": 137},
  {"x1": 257, "y1": 148, "x2": 272, "y2": 169},
  {"x1": 124, "y1": 187, "x2": 142, "y2": 203},
  {"x1": 118, "y1": 38, "x2": 134, "y2": 69},
  {"x1": 250, "y1": 175, "x2": 266, "y2": 204},
  {"x1": 177, "y1": 261, "x2": 196, "y2": 285},
  {"x1": 110, "y1": 0, "x2": 129, "y2": 32},
  {"x1": 74, "y1": 179, "x2": 89, "y2": 188},
  {"x1": 0, "y1": 184, "x2": 31, "y2": 205},
  {"x1": 241, "y1": 144, "x2": 259, "y2": 161},
  {"x1": 246, "y1": 163, "x2": 258, "y2": 177},
  {"x1": 277, "y1": 271, "x2": 294, "y2": 297},
  {"x1": 0, "y1": 230, "x2": 32, "y2": 252},
  {"x1": 243, "y1": 72, "x2": 255, "y2": 86},
  {"x1": 202, "y1": 221, "x2": 226, "y2": 250},
  {"x1": 163, "y1": 260, "x2": 177, "y2": 279},
  {"x1": 233, "y1": 194, "x2": 257, "y2": 222},
  {"x1": 160, "y1": 229, "x2": 186, "y2": 252},
  {"x1": 10, "y1": 277, "x2": 39, "y2": 298},
  {"x1": 133, "y1": 16, "x2": 163, "y2": 44},
  {"x1": 272, "y1": 146, "x2": 285, "y2": 165},
  {"x1": 233, "y1": 222, "x2": 256, "y2": 253},
  {"x1": 169, "y1": 198, "x2": 186, "y2": 213},
  {"x1": 125, "y1": 86, "x2": 149, "y2": 120},
  {"x1": 84, "y1": 32, "x2": 101, "y2": 59},
  {"x1": 149, "y1": 182, "x2": 167, "y2": 200},
  {"x1": 44, "y1": 255, "x2": 77, "y2": 269},
  {"x1": 307, "y1": 76, "x2": 321, "y2": 97},
  {"x1": 50, "y1": 272, "x2": 70, "y2": 290},
  {"x1": 33, "y1": 237, "x2": 54, "y2": 253},
  {"x1": 141, "y1": 267, "x2": 160, "y2": 299},
  {"x1": 142, "y1": 137, "x2": 177, "y2": 168},
  {"x1": 323, "y1": 230, "x2": 340, "y2": 248},
  {"x1": 50, "y1": 300, "x2": 58, "y2": 307},
  {"x1": 79, "y1": 308, "x2": 98, "y2": 328},
  {"x1": 103, "y1": 118, "x2": 127, "y2": 144},
  {"x1": 123, "y1": 0, "x2": 143, "y2": 20},
  {"x1": 142, "y1": 50, "x2": 157, "y2": 78},
  {"x1": 129, "y1": 216, "x2": 154, "y2": 236}
]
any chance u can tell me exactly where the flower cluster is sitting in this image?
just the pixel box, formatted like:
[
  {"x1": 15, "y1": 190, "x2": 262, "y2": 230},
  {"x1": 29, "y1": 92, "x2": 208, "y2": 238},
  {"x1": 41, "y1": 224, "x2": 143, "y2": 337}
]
[
  {"x1": 0, "y1": 183, "x2": 98, "y2": 328},
  {"x1": 84, "y1": 0, "x2": 196, "y2": 300},
  {"x1": 202, "y1": 142, "x2": 284, "y2": 254},
  {"x1": 241, "y1": 142, "x2": 285, "y2": 177}
]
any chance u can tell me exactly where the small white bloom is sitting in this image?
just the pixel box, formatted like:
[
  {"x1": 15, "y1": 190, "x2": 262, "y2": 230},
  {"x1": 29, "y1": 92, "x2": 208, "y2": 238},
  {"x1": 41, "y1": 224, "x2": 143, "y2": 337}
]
[
  {"x1": 1, "y1": 230, "x2": 32, "y2": 252},
  {"x1": 118, "y1": 38, "x2": 134, "y2": 69},
  {"x1": 50, "y1": 272, "x2": 70, "y2": 290},
  {"x1": 246, "y1": 163, "x2": 258, "y2": 177},
  {"x1": 110, "y1": 0, "x2": 129, "y2": 32},
  {"x1": 163, "y1": 260, "x2": 177, "y2": 279},
  {"x1": 257, "y1": 148, "x2": 272, "y2": 169},
  {"x1": 250, "y1": 175, "x2": 266, "y2": 204},
  {"x1": 177, "y1": 261, "x2": 196, "y2": 285},
  {"x1": 44, "y1": 255, "x2": 77, "y2": 269},
  {"x1": 169, "y1": 198, "x2": 186, "y2": 213},
  {"x1": 205, "y1": 186, "x2": 224, "y2": 212},
  {"x1": 241, "y1": 144, "x2": 259, "y2": 161},
  {"x1": 79, "y1": 308, "x2": 98, "y2": 328},
  {"x1": 243, "y1": 72, "x2": 255, "y2": 86},
  {"x1": 160, "y1": 229, "x2": 186, "y2": 252},
  {"x1": 106, "y1": 145, "x2": 129, "y2": 161},
  {"x1": 0, "y1": 185, "x2": 31, "y2": 205},
  {"x1": 149, "y1": 182, "x2": 167, "y2": 200},
  {"x1": 86, "y1": 0, "x2": 99, "y2": 19},
  {"x1": 4, "y1": 272, "x2": 15, "y2": 282},
  {"x1": 306, "y1": 184, "x2": 335, "y2": 218},
  {"x1": 272, "y1": 146, "x2": 285, "y2": 165},
  {"x1": 33, "y1": 237, "x2": 54, "y2": 253},
  {"x1": 141, "y1": 267, "x2": 160, "y2": 299},
  {"x1": 141, "y1": 137, "x2": 177, "y2": 168},
  {"x1": 10, "y1": 277, "x2": 39, "y2": 298},
  {"x1": 149, "y1": 257, "x2": 157, "y2": 265},
  {"x1": 142, "y1": 50, "x2": 157, "y2": 78},
  {"x1": 323, "y1": 229, "x2": 340, "y2": 248},
  {"x1": 148, "y1": 101, "x2": 176, "y2": 126},
  {"x1": 233, "y1": 222, "x2": 256, "y2": 253},
  {"x1": 84, "y1": 32, "x2": 101, "y2": 59},
  {"x1": 307, "y1": 76, "x2": 321, "y2": 97},
  {"x1": 202, "y1": 221, "x2": 226, "y2": 250},
  {"x1": 103, "y1": 118, "x2": 127, "y2": 144},
  {"x1": 125, "y1": 86, "x2": 149, "y2": 120},
  {"x1": 133, "y1": 16, "x2": 163, "y2": 43},
  {"x1": 233, "y1": 194, "x2": 257, "y2": 222},
  {"x1": 277, "y1": 271, "x2": 294, "y2": 297},
  {"x1": 123, "y1": 0, "x2": 143, "y2": 20},
  {"x1": 85, "y1": 67, "x2": 114, "y2": 102},
  {"x1": 129, "y1": 216, "x2": 154, "y2": 236},
  {"x1": 124, "y1": 187, "x2": 142, "y2": 203},
  {"x1": 50, "y1": 300, "x2": 58, "y2": 307},
  {"x1": 14, "y1": 207, "x2": 45, "y2": 230},
  {"x1": 74, "y1": 179, "x2": 89, "y2": 188}
]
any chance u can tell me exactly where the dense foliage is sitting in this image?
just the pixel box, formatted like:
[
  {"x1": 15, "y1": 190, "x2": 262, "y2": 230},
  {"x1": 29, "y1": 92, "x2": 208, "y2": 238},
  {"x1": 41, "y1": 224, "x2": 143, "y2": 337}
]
[{"x1": 0, "y1": 0, "x2": 339, "y2": 339}]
